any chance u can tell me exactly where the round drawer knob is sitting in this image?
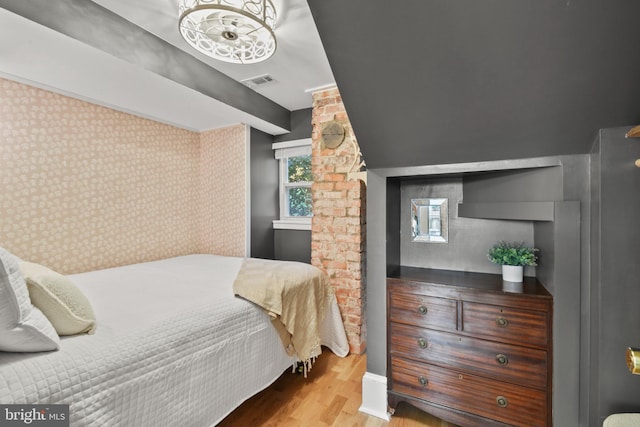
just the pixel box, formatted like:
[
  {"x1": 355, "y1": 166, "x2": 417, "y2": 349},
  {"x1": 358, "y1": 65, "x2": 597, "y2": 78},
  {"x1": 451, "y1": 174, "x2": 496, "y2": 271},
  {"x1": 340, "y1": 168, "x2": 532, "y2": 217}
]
[
  {"x1": 417, "y1": 338, "x2": 428, "y2": 349},
  {"x1": 496, "y1": 317, "x2": 509, "y2": 328},
  {"x1": 496, "y1": 396, "x2": 508, "y2": 408},
  {"x1": 418, "y1": 376, "x2": 428, "y2": 387},
  {"x1": 417, "y1": 305, "x2": 428, "y2": 315},
  {"x1": 496, "y1": 354, "x2": 509, "y2": 366}
]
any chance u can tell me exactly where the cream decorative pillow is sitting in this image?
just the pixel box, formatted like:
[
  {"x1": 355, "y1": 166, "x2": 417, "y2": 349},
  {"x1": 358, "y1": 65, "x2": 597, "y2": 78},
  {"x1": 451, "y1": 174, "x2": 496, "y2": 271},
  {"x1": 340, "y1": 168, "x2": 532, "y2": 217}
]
[
  {"x1": 20, "y1": 261, "x2": 97, "y2": 336},
  {"x1": 0, "y1": 247, "x2": 60, "y2": 352}
]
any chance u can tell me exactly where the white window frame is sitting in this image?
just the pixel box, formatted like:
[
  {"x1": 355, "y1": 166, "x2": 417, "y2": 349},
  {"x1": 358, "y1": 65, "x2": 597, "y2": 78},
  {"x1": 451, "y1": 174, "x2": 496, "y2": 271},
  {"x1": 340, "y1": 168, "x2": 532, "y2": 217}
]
[{"x1": 272, "y1": 138, "x2": 312, "y2": 230}]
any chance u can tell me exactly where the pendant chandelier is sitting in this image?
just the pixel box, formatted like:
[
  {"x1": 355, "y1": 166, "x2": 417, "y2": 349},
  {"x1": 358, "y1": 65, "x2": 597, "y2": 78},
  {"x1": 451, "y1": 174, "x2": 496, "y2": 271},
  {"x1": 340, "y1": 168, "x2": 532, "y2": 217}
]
[{"x1": 178, "y1": 0, "x2": 277, "y2": 64}]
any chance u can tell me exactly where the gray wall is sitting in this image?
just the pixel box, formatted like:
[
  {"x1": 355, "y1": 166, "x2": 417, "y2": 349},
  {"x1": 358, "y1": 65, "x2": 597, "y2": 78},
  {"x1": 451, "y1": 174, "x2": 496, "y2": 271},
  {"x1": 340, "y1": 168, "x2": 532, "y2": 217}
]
[
  {"x1": 275, "y1": 229, "x2": 311, "y2": 263},
  {"x1": 273, "y1": 108, "x2": 312, "y2": 143},
  {"x1": 273, "y1": 108, "x2": 312, "y2": 263},
  {"x1": 367, "y1": 170, "x2": 390, "y2": 374},
  {"x1": 367, "y1": 155, "x2": 587, "y2": 427},
  {"x1": 400, "y1": 176, "x2": 535, "y2": 275},
  {"x1": 249, "y1": 128, "x2": 278, "y2": 259},
  {"x1": 590, "y1": 127, "x2": 640, "y2": 426},
  {"x1": 463, "y1": 167, "x2": 564, "y2": 203},
  {"x1": 250, "y1": 109, "x2": 313, "y2": 262},
  {"x1": 308, "y1": 0, "x2": 640, "y2": 169},
  {"x1": 534, "y1": 202, "x2": 581, "y2": 426}
]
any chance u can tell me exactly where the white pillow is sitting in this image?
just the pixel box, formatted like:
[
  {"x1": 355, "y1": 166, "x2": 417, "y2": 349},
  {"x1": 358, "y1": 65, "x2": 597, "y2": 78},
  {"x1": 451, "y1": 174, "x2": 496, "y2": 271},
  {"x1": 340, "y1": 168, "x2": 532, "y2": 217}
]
[
  {"x1": 0, "y1": 247, "x2": 60, "y2": 352},
  {"x1": 20, "y1": 261, "x2": 97, "y2": 336}
]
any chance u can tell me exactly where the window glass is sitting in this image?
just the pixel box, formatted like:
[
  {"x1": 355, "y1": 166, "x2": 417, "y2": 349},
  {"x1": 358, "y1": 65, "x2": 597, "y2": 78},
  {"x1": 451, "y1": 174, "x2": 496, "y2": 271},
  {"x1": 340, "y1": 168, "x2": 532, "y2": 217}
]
[
  {"x1": 287, "y1": 187, "x2": 312, "y2": 217},
  {"x1": 287, "y1": 155, "x2": 312, "y2": 183},
  {"x1": 285, "y1": 154, "x2": 312, "y2": 217}
]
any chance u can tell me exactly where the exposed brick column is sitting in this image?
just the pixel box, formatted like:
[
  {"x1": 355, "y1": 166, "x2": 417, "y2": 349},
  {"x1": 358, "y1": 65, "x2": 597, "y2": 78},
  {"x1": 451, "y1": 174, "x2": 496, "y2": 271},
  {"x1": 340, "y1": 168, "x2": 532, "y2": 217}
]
[{"x1": 311, "y1": 88, "x2": 366, "y2": 354}]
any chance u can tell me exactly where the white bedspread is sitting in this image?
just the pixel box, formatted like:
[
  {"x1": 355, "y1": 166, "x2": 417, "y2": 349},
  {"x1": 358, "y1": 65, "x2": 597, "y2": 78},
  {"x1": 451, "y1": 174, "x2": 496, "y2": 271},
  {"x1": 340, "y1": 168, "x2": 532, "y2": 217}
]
[{"x1": 0, "y1": 255, "x2": 349, "y2": 426}]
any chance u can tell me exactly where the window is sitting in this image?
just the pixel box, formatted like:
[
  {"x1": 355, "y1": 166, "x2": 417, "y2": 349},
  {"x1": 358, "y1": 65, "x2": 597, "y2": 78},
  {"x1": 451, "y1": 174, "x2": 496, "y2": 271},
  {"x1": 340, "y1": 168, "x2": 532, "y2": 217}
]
[{"x1": 272, "y1": 139, "x2": 312, "y2": 230}]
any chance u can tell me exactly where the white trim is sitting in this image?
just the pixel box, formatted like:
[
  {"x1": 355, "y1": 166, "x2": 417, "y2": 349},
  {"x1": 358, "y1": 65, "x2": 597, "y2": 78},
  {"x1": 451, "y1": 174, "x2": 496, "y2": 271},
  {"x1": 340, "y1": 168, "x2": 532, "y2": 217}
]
[
  {"x1": 272, "y1": 138, "x2": 312, "y2": 150},
  {"x1": 359, "y1": 372, "x2": 391, "y2": 421},
  {"x1": 244, "y1": 124, "x2": 251, "y2": 257},
  {"x1": 274, "y1": 145, "x2": 311, "y2": 160},
  {"x1": 304, "y1": 83, "x2": 337, "y2": 93},
  {"x1": 274, "y1": 141, "x2": 313, "y2": 222},
  {"x1": 273, "y1": 139, "x2": 312, "y2": 160},
  {"x1": 272, "y1": 219, "x2": 311, "y2": 231}
]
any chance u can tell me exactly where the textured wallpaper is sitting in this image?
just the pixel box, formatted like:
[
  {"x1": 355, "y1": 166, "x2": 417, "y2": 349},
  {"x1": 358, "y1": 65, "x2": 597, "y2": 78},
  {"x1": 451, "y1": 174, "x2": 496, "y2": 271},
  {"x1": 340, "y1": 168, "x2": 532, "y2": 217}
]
[
  {"x1": 0, "y1": 77, "x2": 248, "y2": 274},
  {"x1": 199, "y1": 125, "x2": 248, "y2": 257}
]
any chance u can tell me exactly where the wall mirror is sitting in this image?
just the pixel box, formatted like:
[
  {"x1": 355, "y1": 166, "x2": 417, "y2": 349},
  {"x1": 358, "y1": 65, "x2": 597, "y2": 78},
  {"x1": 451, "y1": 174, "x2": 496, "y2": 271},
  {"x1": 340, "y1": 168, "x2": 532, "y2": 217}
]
[{"x1": 411, "y1": 198, "x2": 449, "y2": 243}]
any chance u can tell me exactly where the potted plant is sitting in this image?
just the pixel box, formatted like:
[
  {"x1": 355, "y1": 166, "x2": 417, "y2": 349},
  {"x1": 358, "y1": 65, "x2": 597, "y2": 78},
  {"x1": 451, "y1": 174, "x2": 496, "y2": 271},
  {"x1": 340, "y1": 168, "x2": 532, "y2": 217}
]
[{"x1": 487, "y1": 241, "x2": 538, "y2": 282}]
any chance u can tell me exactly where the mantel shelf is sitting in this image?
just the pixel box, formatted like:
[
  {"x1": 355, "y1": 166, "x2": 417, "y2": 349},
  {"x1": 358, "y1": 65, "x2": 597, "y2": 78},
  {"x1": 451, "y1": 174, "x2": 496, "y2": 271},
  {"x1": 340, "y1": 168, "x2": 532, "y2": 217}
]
[{"x1": 457, "y1": 201, "x2": 555, "y2": 221}]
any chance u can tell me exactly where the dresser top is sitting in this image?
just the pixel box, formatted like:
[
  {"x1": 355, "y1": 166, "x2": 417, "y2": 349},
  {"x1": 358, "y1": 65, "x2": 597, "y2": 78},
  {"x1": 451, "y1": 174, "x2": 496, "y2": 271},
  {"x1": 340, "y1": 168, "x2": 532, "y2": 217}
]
[{"x1": 388, "y1": 266, "x2": 551, "y2": 298}]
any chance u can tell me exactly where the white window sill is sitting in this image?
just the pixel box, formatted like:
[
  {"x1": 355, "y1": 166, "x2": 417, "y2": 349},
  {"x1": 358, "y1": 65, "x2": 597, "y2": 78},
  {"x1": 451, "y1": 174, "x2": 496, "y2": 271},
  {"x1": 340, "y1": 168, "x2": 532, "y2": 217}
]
[{"x1": 273, "y1": 219, "x2": 311, "y2": 231}]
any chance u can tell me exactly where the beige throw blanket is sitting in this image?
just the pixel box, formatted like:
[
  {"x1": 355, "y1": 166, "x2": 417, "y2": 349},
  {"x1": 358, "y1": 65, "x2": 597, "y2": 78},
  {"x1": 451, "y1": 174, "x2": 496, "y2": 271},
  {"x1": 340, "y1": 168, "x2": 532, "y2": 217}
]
[{"x1": 233, "y1": 258, "x2": 331, "y2": 374}]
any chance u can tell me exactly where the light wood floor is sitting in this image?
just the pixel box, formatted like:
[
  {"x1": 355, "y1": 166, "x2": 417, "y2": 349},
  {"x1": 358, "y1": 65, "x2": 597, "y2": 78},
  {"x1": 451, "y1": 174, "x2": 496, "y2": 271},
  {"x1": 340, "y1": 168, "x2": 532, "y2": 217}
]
[{"x1": 218, "y1": 349, "x2": 459, "y2": 427}]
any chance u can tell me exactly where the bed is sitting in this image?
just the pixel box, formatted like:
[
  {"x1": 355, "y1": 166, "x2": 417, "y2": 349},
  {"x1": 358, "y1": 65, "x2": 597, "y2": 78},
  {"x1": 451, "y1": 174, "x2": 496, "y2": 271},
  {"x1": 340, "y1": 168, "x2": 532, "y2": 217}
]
[{"x1": 0, "y1": 253, "x2": 349, "y2": 426}]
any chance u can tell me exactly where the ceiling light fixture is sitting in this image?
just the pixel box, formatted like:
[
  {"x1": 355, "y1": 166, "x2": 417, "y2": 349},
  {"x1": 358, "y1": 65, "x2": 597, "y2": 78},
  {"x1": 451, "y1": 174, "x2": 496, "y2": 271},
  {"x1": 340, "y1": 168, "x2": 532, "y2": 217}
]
[{"x1": 178, "y1": 0, "x2": 277, "y2": 64}]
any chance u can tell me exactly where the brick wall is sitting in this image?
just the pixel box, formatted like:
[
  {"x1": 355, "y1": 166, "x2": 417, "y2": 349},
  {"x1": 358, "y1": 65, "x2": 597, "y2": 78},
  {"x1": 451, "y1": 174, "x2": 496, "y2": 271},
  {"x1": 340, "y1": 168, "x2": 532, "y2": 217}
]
[{"x1": 311, "y1": 88, "x2": 366, "y2": 354}]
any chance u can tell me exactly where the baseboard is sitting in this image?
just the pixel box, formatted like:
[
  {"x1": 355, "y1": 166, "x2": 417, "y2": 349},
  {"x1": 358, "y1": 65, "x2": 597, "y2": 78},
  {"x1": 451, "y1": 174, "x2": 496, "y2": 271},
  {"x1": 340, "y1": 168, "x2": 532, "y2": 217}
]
[{"x1": 358, "y1": 371, "x2": 390, "y2": 421}]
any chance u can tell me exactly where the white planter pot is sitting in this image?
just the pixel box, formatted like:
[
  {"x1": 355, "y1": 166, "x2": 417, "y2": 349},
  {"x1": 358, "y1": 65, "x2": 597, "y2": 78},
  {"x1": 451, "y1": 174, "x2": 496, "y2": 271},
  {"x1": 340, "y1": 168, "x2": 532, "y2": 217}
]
[{"x1": 502, "y1": 265, "x2": 524, "y2": 283}]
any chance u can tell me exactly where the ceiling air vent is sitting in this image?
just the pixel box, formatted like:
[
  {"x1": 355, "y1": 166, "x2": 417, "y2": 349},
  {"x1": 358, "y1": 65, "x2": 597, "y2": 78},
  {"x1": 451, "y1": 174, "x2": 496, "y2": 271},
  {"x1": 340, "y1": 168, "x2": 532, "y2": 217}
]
[{"x1": 241, "y1": 74, "x2": 275, "y2": 88}]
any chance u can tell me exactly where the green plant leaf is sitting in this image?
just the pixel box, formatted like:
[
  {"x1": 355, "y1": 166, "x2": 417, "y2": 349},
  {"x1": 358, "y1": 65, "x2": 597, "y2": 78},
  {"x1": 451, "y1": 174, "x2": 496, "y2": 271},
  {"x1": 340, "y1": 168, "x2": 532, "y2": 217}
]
[{"x1": 487, "y1": 241, "x2": 538, "y2": 266}]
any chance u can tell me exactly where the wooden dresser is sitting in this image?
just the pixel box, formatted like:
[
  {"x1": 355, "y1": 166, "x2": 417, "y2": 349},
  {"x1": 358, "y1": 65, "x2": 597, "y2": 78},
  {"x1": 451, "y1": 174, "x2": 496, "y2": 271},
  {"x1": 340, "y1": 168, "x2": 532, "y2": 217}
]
[{"x1": 387, "y1": 267, "x2": 552, "y2": 427}]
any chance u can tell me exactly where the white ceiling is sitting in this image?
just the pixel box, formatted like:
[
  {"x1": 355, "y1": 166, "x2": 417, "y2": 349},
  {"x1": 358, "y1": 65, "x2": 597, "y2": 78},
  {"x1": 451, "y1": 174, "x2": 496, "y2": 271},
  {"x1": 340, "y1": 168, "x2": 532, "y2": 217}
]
[{"x1": 0, "y1": 0, "x2": 335, "y2": 133}]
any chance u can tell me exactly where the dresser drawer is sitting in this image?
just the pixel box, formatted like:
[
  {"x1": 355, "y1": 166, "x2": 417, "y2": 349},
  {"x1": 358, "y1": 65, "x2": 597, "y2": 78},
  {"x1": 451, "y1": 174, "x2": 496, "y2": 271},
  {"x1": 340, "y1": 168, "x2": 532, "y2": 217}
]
[
  {"x1": 462, "y1": 301, "x2": 549, "y2": 348},
  {"x1": 389, "y1": 322, "x2": 548, "y2": 389},
  {"x1": 389, "y1": 291, "x2": 457, "y2": 331},
  {"x1": 391, "y1": 356, "x2": 547, "y2": 427}
]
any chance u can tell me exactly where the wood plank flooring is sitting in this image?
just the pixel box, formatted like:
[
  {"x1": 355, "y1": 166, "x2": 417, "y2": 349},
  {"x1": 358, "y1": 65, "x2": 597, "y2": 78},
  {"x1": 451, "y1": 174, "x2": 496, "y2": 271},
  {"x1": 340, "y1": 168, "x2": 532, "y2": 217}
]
[{"x1": 218, "y1": 349, "x2": 459, "y2": 427}]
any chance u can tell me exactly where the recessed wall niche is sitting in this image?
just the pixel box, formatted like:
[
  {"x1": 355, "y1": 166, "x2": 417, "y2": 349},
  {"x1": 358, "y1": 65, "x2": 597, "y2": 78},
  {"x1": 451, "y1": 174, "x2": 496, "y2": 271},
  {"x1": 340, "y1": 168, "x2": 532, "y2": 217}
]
[
  {"x1": 399, "y1": 176, "x2": 535, "y2": 274},
  {"x1": 374, "y1": 160, "x2": 582, "y2": 427}
]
